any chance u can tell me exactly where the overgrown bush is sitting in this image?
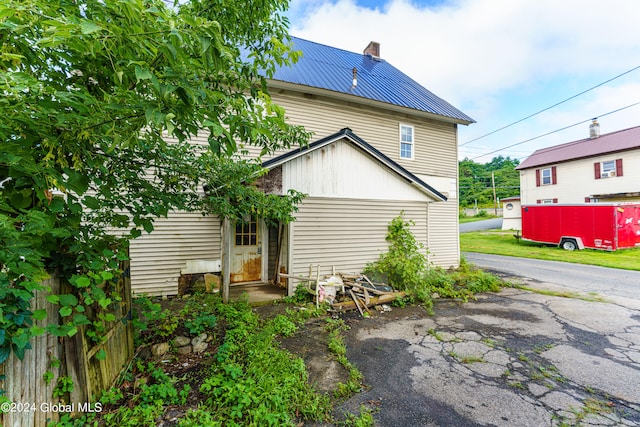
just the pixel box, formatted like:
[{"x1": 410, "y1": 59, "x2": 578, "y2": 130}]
[
  {"x1": 364, "y1": 212, "x2": 428, "y2": 291},
  {"x1": 365, "y1": 214, "x2": 505, "y2": 307}
]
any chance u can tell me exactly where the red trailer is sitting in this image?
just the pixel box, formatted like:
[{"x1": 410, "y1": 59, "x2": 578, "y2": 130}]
[{"x1": 521, "y1": 203, "x2": 640, "y2": 251}]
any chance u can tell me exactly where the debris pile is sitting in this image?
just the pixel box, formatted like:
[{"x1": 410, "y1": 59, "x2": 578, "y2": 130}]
[{"x1": 279, "y1": 265, "x2": 404, "y2": 316}]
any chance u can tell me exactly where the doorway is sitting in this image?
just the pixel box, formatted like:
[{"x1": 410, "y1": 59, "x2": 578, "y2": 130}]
[{"x1": 230, "y1": 215, "x2": 262, "y2": 284}]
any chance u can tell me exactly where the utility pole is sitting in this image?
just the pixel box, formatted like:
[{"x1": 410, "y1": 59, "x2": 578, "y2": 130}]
[{"x1": 492, "y1": 172, "x2": 497, "y2": 216}]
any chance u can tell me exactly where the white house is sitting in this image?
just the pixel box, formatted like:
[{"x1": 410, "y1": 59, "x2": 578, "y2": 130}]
[
  {"x1": 128, "y1": 38, "x2": 474, "y2": 299},
  {"x1": 516, "y1": 121, "x2": 640, "y2": 206}
]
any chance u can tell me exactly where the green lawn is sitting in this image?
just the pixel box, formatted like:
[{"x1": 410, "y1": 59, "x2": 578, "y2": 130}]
[
  {"x1": 459, "y1": 215, "x2": 499, "y2": 224},
  {"x1": 460, "y1": 230, "x2": 640, "y2": 271}
]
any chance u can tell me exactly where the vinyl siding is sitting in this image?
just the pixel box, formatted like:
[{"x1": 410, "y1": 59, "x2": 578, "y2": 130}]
[
  {"x1": 426, "y1": 200, "x2": 460, "y2": 268},
  {"x1": 282, "y1": 139, "x2": 432, "y2": 201},
  {"x1": 289, "y1": 197, "x2": 428, "y2": 279},
  {"x1": 129, "y1": 212, "x2": 222, "y2": 296},
  {"x1": 520, "y1": 149, "x2": 640, "y2": 205},
  {"x1": 269, "y1": 90, "x2": 459, "y2": 178}
]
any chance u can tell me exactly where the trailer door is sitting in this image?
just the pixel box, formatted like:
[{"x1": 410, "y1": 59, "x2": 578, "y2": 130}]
[{"x1": 616, "y1": 205, "x2": 640, "y2": 249}]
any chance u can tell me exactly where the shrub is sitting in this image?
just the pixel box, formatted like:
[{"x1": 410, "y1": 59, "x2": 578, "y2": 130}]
[{"x1": 364, "y1": 213, "x2": 428, "y2": 292}]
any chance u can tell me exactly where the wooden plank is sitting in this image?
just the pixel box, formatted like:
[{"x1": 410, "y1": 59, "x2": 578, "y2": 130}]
[
  {"x1": 332, "y1": 292, "x2": 405, "y2": 312},
  {"x1": 349, "y1": 289, "x2": 364, "y2": 316}
]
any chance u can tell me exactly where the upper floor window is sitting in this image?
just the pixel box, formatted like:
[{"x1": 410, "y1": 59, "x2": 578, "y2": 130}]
[
  {"x1": 595, "y1": 159, "x2": 623, "y2": 179},
  {"x1": 399, "y1": 124, "x2": 414, "y2": 159},
  {"x1": 536, "y1": 166, "x2": 556, "y2": 186}
]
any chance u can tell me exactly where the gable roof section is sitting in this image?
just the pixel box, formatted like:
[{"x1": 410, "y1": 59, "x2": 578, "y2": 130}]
[
  {"x1": 516, "y1": 125, "x2": 640, "y2": 170},
  {"x1": 269, "y1": 37, "x2": 474, "y2": 125},
  {"x1": 262, "y1": 128, "x2": 447, "y2": 201}
]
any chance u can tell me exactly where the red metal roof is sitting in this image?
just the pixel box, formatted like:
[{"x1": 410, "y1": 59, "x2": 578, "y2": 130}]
[{"x1": 516, "y1": 125, "x2": 640, "y2": 170}]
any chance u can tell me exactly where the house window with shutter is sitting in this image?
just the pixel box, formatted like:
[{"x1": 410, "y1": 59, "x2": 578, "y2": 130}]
[
  {"x1": 595, "y1": 159, "x2": 623, "y2": 179},
  {"x1": 399, "y1": 124, "x2": 414, "y2": 159},
  {"x1": 536, "y1": 166, "x2": 557, "y2": 186}
]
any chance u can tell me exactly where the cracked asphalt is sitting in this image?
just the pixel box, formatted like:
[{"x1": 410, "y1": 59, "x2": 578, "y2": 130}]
[{"x1": 336, "y1": 286, "x2": 640, "y2": 426}]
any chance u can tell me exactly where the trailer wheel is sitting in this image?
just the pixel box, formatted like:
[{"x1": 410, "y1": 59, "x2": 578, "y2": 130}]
[{"x1": 561, "y1": 239, "x2": 578, "y2": 251}]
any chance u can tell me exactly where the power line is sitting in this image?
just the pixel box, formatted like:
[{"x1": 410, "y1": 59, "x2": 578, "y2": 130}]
[
  {"x1": 460, "y1": 65, "x2": 640, "y2": 147},
  {"x1": 470, "y1": 100, "x2": 640, "y2": 160}
]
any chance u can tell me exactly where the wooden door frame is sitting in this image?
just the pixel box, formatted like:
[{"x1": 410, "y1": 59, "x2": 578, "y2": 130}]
[{"x1": 221, "y1": 217, "x2": 268, "y2": 302}]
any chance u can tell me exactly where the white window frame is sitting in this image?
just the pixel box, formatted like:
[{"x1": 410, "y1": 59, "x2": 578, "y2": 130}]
[
  {"x1": 399, "y1": 124, "x2": 414, "y2": 160},
  {"x1": 541, "y1": 167, "x2": 552, "y2": 185},
  {"x1": 600, "y1": 160, "x2": 616, "y2": 178}
]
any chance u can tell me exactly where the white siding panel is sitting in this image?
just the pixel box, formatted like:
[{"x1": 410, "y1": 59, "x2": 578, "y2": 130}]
[
  {"x1": 129, "y1": 212, "x2": 222, "y2": 296},
  {"x1": 290, "y1": 197, "x2": 428, "y2": 278},
  {"x1": 283, "y1": 140, "x2": 430, "y2": 201},
  {"x1": 520, "y1": 150, "x2": 640, "y2": 205},
  {"x1": 427, "y1": 201, "x2": 460, "y2": 268},
  {"x1": 270, "y1": 92, "x2": 459, "y2": 177}
]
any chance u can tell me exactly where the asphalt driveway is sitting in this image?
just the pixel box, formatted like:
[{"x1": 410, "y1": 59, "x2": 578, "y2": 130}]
[{"x1": 329, "y1": 262, "x2": 640, "y2": 426}]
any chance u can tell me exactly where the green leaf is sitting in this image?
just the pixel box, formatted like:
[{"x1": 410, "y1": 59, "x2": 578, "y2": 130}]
[
  {"x1": 74, "y1": 276, "x2": 91, "y2": 288},
  {"x1": 59, "y1": 306, "x2": 73, "y2": 317},
  {"x1": 30, "y1": 326, "x2": 45, "y2": 336},
  {"x1": 135, "y1": 65, "x2": 153, "y2": 81},
  {"x1": 73, "y1": 314, "x2": 90, "y2": 325},
  {"x1": 47, "y1": 295, "x2": 60, "y2": 304},
  {"x1": 33, "y1": 309, "x2": 47, "y2": 321},
  {"x1": 59, "y1": 294, "x2": 78, "y2": 307},
  {"x1": 95, "y1": 349, "x2": 106, "y2": 360},
  {"x1": 12, "y1": 332, "x2": 30, "y2": 349},
  {"x1": 0, "y1": 330, "x2": 4, "y2": 346},
  {"x1": 0, "y1": 345, "x2": 10, "y2": 364},
  {"x1": 65, "y1": 170, "x2": 89, "y2": 194},
  {"x1": 101, "y1": 271, "x2": 114, "y2": 281},
  {"x1": 80, "y1": 20, "x2": 102, "y2": 35},
  {"x1": 83, "y1": 196, "x2": 100, "y2": 209}
]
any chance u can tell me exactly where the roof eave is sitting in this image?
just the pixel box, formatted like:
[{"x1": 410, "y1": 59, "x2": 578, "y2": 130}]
[
  {"x1": 267, "y1": 80, "x2": 474, "y2": 126},
  {"x1": 516, "y1": 146, "x2": 639, "y2": 170},
  {"x1": 262, "y1": 128, "x2": 447, "y2": 202}
]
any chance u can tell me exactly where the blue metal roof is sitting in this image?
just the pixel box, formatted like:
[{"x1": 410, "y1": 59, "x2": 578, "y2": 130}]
[{"x1": 271, "y1": 37, "x2": 475, "y2": 124}]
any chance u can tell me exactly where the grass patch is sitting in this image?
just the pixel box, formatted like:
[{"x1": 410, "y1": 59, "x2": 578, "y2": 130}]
[
  {"x1": 325, "y1": 318, "x2": 365, "y2": 399},
  {"x1": 512, "y1": 284, "x2": 609, "y2": 303},
  {"x1": 460, "y1": 230, "x2": 640, "y2": 271}
]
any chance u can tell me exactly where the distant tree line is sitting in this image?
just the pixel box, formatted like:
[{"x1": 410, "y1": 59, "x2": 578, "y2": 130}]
[{"x1": 459, "y1": 156, "x2": 520, "y2": 208}]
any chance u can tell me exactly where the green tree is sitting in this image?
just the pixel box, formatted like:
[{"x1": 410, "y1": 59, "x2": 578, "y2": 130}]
[
  {"x1": 459, "y1": 156, "x2": 520, "y2": 208},
  {"x1": 0, "y1": 0, "x2": 307, "y2": 365}
]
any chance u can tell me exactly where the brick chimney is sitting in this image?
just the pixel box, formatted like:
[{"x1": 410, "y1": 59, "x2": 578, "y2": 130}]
[
  {"x1": 363, "y1": 41, "x2": 380, "y2": 59},
  {"x1": 589, "y1": 118, "x2": 600, "y2": 139}
]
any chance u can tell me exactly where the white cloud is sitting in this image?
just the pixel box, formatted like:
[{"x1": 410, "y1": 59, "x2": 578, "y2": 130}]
[{"x1": 289, "y1": 0, "x2": 640, "y2": 161}]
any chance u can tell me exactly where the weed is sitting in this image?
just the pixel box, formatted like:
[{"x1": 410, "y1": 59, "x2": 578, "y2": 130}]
[
  {"x1": 509, "y1": 381, "x2": 525, "y2": 390},
  {"x1": 482, "y1": 338, "x2": 497, "y2": 348},
  {"x1": 427, "y1": 328, "x2": 444, "y2": 341},
  {"x1": 517, "y1": 353, "x2": 529, "y2": 362},
  {"x1": 341, "y1": 405, "x2": 377, "y2": 427},
  {"x1": 325, "y1": 318, "x2": 365, "y2": 400},
  {"x1": 268, "y1": 314, "x2": 298, "y2": 337},
  {"x1": 184, "y1": 313, "x2": 217, "y2": 336},
  {"x1": 460, "y1": 355, "x2": 486, "y2": 364},
  {"x1": 511, "y1": 284, "x2": 609, "y2": 303},
  {"x1": 533, "y1": 343, "x2": 555, "y2": 354},
  {"x1": 52, "y1": 376, "x2": 74, "y2": 400}
]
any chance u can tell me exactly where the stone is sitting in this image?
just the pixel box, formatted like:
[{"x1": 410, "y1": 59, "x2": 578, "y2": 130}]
[
  {"x1": 192, "y1": 333, "x2": 208, "y2": 347},
  {"x1": 193, "y1": 341, "x2": 208, "y2": 353},
  {"x1": 174, "y1": 336, "x2": 191, "y2": 347},
  {"x1": 151, "y1": 342, "x2": 170, "y2": 356},
  {"x1": 176, "y1": 345, "x2": 192, "y2": 355}
]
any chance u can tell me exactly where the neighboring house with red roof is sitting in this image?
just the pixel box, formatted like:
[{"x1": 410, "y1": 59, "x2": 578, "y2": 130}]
[
  {"x1": 516, "y1": 121, "x2": 640, "y2": 206},
  {"x1": 128, "y1": 37, "x2": 474, "y2": 298}
]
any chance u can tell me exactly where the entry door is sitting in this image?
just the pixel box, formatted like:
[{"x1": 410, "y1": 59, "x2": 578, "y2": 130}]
[{"x1": 230, "y1": 215, "x2": 262, "y2": 283}]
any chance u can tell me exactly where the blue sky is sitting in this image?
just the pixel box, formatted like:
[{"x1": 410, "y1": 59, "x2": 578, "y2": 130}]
[{"x1": 286, "y1": 0, "x2": 640, "y2": 163}]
